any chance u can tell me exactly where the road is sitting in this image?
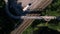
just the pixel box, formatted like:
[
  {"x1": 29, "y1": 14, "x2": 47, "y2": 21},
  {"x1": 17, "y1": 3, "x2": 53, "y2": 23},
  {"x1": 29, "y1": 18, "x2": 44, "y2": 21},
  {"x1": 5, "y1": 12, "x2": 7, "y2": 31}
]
[{"x1": 11, "y1": 0, "x2": 52, "y2": 34}]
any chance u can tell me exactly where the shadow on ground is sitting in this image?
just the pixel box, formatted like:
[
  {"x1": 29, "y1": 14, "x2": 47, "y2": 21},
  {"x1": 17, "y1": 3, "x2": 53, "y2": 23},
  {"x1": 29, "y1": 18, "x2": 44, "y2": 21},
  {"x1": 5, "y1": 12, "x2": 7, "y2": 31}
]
[{"x1": 33, "y1": 26, "x2": 60, "y2": 34}]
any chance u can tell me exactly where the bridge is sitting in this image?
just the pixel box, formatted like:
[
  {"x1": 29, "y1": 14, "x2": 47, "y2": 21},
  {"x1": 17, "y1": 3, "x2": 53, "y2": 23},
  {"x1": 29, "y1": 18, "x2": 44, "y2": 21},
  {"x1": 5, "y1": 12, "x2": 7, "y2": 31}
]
[{"x1": 5, "y1": 0, "x2": 53, "y2": 34}]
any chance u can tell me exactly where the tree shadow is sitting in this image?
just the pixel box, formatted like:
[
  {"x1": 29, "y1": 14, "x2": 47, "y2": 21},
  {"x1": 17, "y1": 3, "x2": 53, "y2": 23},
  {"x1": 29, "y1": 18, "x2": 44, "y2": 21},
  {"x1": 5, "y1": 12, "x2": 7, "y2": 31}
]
[
  {"x1": 48, "y1": 19, "x2": 60, "y2": 25},
  {"x1": 33, "y1": 26, "x2": 60, "y2": 34},
  {"x1": 0, "y1": 0, "x2": 24, "y2": 34},
  {"x1": 31, "y1": 19, "x2": 46, "y2": 28}
]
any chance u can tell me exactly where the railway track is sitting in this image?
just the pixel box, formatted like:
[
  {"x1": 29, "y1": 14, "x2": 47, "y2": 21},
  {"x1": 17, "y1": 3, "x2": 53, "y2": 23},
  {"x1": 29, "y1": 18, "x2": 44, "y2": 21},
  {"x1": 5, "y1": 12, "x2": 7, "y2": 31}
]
[{"x1": 11, "y1": 0, "x2": 52, "y2": 34}]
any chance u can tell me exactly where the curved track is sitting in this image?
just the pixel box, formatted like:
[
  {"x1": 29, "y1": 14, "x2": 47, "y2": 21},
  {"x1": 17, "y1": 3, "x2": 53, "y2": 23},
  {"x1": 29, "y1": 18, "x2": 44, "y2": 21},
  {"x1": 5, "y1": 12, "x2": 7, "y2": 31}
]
[{"x1": 11, "y1": 0, "x2": 53, "y2": 34}]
